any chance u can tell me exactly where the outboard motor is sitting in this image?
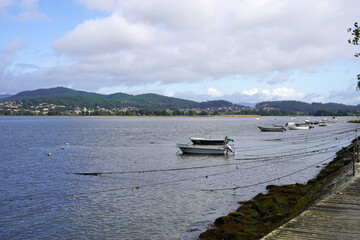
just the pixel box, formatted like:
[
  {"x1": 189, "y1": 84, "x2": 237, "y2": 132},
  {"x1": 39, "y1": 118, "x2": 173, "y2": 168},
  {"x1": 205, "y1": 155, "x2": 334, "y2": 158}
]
[{"x1": 226, "y1": 144, "x2": 234, "y2": 153}]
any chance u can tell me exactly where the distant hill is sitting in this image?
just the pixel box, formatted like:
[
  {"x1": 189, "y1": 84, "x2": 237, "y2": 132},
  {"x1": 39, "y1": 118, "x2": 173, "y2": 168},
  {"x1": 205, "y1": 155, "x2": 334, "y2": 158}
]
[
  {"x1": 0, "y1": 94, "x2": 11, "y2": 99},
  {"x1": 256, "y1": 100, "x2": 360, "y2": 114},
  {"x1": 1, "y1": 87, "x2": 237, "y2": 110},
  {"x1": 237, "y1": 102, "x2": 256, "y2": 107},
  {"x1": 2, "y1": 87, "x2": 103, "y2": 101},
  {"x1": 3, "y1": 87, "x2": 359, "y2": 114}
]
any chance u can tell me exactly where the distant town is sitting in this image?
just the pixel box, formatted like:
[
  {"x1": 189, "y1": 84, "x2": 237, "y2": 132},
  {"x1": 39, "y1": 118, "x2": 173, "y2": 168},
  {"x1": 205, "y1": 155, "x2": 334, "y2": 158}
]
[
  {"x1": 0, "y1": 100, "x2": 251, "y2": 116},
  {"x1": 1, "y1": 87, "x2": 360, "y2": 117},
  {"x1": 2, "y1": 99, "x2": 360, "y2": 117}
]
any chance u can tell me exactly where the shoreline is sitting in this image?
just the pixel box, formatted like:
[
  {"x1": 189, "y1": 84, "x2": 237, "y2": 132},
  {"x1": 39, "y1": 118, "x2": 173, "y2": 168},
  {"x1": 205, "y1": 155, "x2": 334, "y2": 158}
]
[
  {"x1": 0, "y1": 115, "x2": 262, "y2": 118},
  {"x1": 199, "y1": 137, "x2": 359, "y2": 240}
]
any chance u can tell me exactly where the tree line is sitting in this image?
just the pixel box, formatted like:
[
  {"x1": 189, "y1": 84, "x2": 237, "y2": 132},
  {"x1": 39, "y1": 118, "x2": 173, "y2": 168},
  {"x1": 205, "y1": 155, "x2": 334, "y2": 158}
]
[{"x1": 2, "y1": 107, "x2": 359, "y2": 116}]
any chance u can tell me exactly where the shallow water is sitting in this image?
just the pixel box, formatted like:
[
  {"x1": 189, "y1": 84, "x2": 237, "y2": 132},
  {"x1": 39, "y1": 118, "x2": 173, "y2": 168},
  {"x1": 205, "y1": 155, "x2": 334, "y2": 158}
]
[{"x1": 0, "y1": 116, "x2": 358, "y2": 239}]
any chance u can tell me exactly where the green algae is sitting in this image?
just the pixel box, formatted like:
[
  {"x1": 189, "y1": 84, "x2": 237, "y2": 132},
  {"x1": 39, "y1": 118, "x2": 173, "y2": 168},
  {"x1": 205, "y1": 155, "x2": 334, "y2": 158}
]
[{"x1": 199, "y1": 138, "x2": 358, "y2": 240}]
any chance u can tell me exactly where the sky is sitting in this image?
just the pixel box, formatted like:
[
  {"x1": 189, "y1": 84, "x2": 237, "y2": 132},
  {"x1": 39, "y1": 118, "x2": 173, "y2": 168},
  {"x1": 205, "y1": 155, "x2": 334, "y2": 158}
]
[{"x1": 0, "y1": 0, "x2": 360, "y2": 105}]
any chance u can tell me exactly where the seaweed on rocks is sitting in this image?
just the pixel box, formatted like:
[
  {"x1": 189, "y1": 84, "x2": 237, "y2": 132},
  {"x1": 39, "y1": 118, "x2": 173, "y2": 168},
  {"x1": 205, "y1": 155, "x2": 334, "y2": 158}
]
[{"x1": 199, "y1": 138, "x2": 359, "y2": 240}]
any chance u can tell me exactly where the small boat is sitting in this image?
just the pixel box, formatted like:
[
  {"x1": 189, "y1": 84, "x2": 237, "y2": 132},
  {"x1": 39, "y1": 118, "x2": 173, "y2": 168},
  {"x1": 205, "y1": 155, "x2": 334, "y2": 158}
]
[
  {"x1": 319, "y1": 121, "x2": 332, "y2": 127},
  {"x1": 176, "y1": 143, "x2": 234, "y2": 155},
  {"x1": 190, "y1": 136, "x2": 233, "y2": 145},
  {"x1": 258, "y1": 126, "x2": 286, "y2": 132},
  {"x1": 289, "y1": 125, "x2": 310, "y2": 130},
  {"x1": 295, "y1": 123, "x2": 314, "y2": 128},
  {"x1": 273, "y1": 123, "x2": 286, "y2": 127}
]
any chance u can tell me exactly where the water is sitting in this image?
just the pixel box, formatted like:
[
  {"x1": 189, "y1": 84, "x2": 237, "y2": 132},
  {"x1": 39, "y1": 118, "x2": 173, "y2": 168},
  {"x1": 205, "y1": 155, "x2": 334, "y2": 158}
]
[{"x1": 0, "y1": 116, "x2": 358, "y2": 239}]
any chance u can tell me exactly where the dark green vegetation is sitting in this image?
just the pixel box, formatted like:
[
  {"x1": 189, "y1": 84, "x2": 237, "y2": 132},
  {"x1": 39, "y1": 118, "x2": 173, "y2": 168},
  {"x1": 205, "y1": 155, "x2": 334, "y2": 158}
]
[
  {"x1": 347, "y1": 22, "x2": 360, "y2": 88},
  {"x1": 256, "y1": 100, "x2": 360, "y2": 116},
  {"x1": 1, "y1": 87, "x2": 360, "y2": 116},
  {"x1": 1, "y1": 87, "x2": 236, "y2": 112},
  {"x1": 1, "y1": 87, "x2": 216, "y2": 110},
  {"x1": 199, "y1": 139, "x2": 358, "y2": 240}
]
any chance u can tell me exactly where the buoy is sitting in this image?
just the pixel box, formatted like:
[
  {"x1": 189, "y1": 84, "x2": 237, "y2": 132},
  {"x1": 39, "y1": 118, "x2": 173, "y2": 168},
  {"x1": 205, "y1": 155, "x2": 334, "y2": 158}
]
[
  {"x1": 48, "y1": 153, "x2": 52, "y2": 156},
  {"x1": 66, "y1": 143, "x2": 69, "y2": 145}
]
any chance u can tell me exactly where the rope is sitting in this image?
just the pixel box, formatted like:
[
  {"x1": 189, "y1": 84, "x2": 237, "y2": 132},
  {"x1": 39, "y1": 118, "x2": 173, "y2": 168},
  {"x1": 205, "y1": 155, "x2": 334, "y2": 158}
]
[
  {"x1": 2, "y1": 151, "x2": 336, "y2": 202},
  {"x1": 201, "y1": 156, "x2": 334, "y2": 191}
]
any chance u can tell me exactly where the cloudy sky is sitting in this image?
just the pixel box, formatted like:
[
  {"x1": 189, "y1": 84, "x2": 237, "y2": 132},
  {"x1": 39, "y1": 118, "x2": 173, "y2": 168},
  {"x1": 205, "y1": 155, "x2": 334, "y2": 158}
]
[{"x1": 0, "y1": 0, "x2": 359, "y2": 104}]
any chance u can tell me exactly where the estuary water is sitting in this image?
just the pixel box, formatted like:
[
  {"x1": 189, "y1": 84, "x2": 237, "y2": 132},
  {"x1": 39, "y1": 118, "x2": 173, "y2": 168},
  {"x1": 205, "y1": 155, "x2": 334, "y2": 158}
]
[{"x1": 0, "y1": 116, "x2": 359, "y2": 239}]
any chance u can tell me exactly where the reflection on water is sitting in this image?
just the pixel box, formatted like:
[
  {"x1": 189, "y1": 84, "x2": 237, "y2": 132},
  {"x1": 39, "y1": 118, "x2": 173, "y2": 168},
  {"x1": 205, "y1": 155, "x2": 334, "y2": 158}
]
[{"x1": 0, "y1": 116, "x2": 358, "y2": 239}]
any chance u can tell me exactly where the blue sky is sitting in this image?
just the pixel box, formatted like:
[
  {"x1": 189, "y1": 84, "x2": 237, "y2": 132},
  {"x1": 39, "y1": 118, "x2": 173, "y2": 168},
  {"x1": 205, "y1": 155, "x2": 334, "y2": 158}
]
[{"x1": 0, "y1": 0, "x2": 359, "y2": 104}]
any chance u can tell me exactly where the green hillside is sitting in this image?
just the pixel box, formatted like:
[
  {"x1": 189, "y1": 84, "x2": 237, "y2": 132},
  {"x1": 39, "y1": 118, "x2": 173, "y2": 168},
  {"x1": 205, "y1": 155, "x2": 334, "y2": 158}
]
[
  {"x1": 2, "y1": 87, "x2": 236, "y2": 110},
  {"x1": 256, "y1": 100, "x2": 360, "y2": 115},
  {"x1": 3, "y1": 87, "x2": 359, "y2": 115},
  {"x1": 2, "y1": 87, "x2": 102, "y2": 101}
]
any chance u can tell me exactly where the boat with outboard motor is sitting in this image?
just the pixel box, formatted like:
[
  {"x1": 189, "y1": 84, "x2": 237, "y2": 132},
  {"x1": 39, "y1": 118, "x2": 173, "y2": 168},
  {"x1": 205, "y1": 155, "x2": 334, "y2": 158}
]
[
  {"x1": 176, "y1": 143, "x2": 234, "y2": 155},
  {"x1": 177, "y1": 136, "x2": 235, "y2": 155}
]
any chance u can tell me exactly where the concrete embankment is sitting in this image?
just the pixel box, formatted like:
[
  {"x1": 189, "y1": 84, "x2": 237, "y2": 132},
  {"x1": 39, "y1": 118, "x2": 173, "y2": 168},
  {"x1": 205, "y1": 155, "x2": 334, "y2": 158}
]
[{"x1": 199, "y1": 138, "x2": 359, "y2": 240}]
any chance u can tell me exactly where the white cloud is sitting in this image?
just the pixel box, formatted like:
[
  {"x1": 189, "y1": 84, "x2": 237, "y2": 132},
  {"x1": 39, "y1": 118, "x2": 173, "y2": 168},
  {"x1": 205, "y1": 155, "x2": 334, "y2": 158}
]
[
  {"x1": 166, "y1": 91, "x2": 174, "y2": 97},
  {"x1": 268, "y1": 72, "x2": 290, "y2": 85},
  {"x1": 242, "y1": 88, "x2": 259, "y2": 96},
  {"x1": 241, "y1": 87, "x2": 305, "y2": 101},
  {"x1": 53, "y1": 14, "x2": 156, "y2": 55},
  {"x1": 173, "y1": 87, "x2": 308, "y2": 104},
  {"x1": 208, "y1": 88, "x2": 223, "y2": 97},
  {"x1": 0, "y1": 37, "x2": 28, "y2": 93},
  {"x1": 327, "y1": 85, "x2": 360, "y2": 105},
  {"x1": 76, "y1": 0, "x2": 118, "y2": 13},
  {"x1": 0, "y1": 0, "x2": 12, "y2": 10},
  {"x1": 2, "y1": 36, "x2": 26, "y2": 53},
  {"x1": 272, "y1": 87, "x2": 305, "y2": 99},
  {"x1": 0, "y1": 0, "x2": 49, "y2": 21},
  {"x1": 233, "y1": 87, "x2": 306, "y2": 103},
  {"x1": 0, "y1": 37, "x2": 26, "y2": 71},
  {"x1": 50, "y1": 0, "x2": 359, "y2": 90},
  {"x1": 261, "y1": 89, "x2": 271, "y2": 96},
  {"x1": 3, "y1": 0, "x2": 360, "y2": 103}
]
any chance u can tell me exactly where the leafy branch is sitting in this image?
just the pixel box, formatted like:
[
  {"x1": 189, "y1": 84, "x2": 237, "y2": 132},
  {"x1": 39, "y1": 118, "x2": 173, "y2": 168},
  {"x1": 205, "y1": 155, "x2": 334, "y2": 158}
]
[{"x1": 348, "y1": 22, "x2": 360, "y2": 89}]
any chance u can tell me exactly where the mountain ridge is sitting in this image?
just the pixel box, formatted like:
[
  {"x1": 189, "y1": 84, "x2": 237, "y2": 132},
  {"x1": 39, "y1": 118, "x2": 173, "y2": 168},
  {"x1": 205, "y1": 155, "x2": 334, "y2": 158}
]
[
  {"x1": 2, "y1": 87, "x2": 359, "y2": 114},
  {"x1": 1, "y1": 87, "x2": 235, "y2": 110},
  {"x1": 256, "y1": 100, "x2": 360, "y2": 114}
]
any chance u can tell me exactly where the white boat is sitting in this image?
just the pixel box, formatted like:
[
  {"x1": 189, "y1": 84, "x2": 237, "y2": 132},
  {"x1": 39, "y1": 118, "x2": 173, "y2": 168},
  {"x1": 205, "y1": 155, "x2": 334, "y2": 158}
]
[
  {"x1": 289, "y1": 125, "x2": 310, "y2": 130},
  {"x1": 295, "y1": 122, "x2": 314, "y2": 128},
  {"x1": 258, "y1": 126, "x2": 286, "y2": 132},
  {"x1": 176, "y1": 143, "x2": 234, "y2": 155}
]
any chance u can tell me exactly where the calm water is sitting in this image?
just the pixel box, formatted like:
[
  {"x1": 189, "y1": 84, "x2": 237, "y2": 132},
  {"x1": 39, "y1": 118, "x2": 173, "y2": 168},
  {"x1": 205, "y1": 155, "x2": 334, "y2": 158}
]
[{"x1": 1, "y1": 116, "x2": 359, "y2": 239}]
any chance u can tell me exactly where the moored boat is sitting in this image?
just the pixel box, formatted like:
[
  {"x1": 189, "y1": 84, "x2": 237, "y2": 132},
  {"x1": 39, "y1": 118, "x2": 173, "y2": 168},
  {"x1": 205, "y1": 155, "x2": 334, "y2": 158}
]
[
  {"x1": 319, "y1": 121, "x2": 332, "y2": 127},
  {"x1": 190, "y1": 136, "x2": 234, "y2": 145},
  {"x1": 273, "y1": 124, "x2": 286, "y2": 127},
  {"x1": 258, "y1": 126, "x2": 286, "y2": 132},
  {"x1": 176, "y1": 143, "x2": 234, "y2": 155},
  {"x1": 289, "y1": 125, "x2": 310, "y2": 130},
  {"x1": 295, "y1": 122, "x2": 314, "y2": 128}
]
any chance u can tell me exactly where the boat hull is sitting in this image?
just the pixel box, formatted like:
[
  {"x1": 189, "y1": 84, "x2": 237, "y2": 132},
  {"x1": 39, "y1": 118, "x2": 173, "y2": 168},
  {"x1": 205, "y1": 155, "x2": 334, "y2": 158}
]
[
  {"x1": 289, "y1": 126, "x2": 310, "y2": 130},
  {"x1": 319, "y1": 122, "x2": 332, "y2": 127},
  {"x1": 177, "y1": 144, "x2": 229, "y2": 155},
  {"x1": 190, "y1": 138, "x2": 225, "y2": 145},
  {"x1": 258, "y1": 126, "x2": 286, "y2": 132}
]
